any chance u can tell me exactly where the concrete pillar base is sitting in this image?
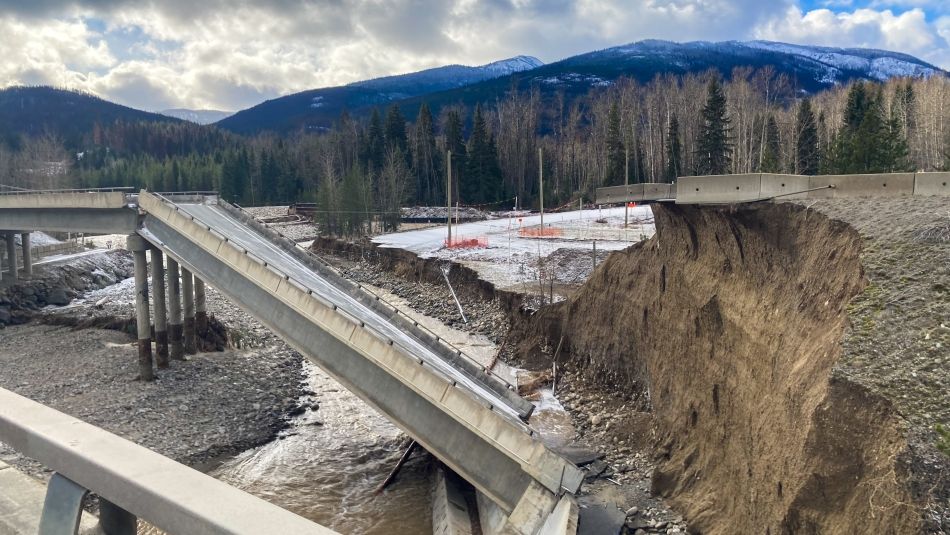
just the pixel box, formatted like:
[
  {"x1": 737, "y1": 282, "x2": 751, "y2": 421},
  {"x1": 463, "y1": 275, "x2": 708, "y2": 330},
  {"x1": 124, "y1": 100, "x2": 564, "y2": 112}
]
[
  {"x1": 196, "y1": 311, "x2": 209, "y2": 336},
  {"x1": 169, "y1": 324, "x2": 185, "y2": 361},
  {"x1": 183, "y1": 318, "x2": 197, "y2": 355},
  {"x1": 155, "y1": 331, "x2": 169, "y2": 368},
  {"x1": 137, "y1": 339, "x2": 155, "y2": 382}
]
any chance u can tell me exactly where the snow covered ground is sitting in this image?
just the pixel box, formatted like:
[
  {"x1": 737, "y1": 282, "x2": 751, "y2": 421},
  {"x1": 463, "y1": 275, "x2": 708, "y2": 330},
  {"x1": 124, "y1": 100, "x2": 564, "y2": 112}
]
[{"x1": 374, "y1": 206, "x2": 656, "y2": 292}]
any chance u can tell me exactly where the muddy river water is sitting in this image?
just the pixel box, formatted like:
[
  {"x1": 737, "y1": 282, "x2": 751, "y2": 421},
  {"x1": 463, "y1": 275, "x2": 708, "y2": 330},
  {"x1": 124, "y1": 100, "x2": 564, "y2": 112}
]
[
  {"x1": 210, "y1": 284, "x2": 576, "y2": 534},
  {"x1": 212, "y1": 362, "x2": 433, "y2": 534}
]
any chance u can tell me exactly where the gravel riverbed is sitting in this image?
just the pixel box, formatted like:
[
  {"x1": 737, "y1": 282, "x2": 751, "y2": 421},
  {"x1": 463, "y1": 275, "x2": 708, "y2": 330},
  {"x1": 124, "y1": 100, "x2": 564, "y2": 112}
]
[{"x1": 0, "y1": 257, "x2": 308, "y2": 480}]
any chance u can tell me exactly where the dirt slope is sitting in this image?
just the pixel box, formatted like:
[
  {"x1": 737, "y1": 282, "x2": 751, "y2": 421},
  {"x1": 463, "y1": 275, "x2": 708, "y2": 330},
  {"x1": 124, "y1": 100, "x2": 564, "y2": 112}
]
[{"x1": 522, "y1": 200, "x2": 949, "y2": 534}]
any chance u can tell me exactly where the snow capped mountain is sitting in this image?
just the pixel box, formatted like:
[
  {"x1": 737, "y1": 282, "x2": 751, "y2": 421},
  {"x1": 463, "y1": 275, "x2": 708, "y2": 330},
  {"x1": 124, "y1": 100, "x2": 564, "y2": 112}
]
[
  {"x1": 478, "y1": 55, "x2": 544, "y2": 75},
  {"x1": 219, "y1": 39, "x2": 944, "y2": 135},
  {"x1": 160, "y1": 108, "x2": 233, "y2": 125},
  {"x1": 349, "y1": 55, "x2": 544, "y2": 95},
  {"x1": 582, "y1": 40, "x2": 941, "y2": 88},
  {"x1": 738, "y1": 41, "x2": 938, "y2": 81}
]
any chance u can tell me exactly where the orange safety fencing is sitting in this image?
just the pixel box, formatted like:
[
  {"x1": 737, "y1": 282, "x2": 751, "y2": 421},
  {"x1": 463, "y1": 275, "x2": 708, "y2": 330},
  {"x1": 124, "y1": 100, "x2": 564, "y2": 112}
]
[
  {"x1": 444, "y1": 236, "x2": 488, "y2": 248},
  {"x1": 518, "y1": 227, "x2": 563, "y2": 238}
]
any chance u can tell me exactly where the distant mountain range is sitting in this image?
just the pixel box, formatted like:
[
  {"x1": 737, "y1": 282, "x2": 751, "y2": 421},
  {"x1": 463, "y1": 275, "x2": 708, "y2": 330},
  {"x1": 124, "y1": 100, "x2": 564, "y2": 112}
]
[
  {"x1": 217, "y1": 39, "x2": 943, "y2": 134},
  {"x1": 215, "y1": 55, "x2": 544, "y2": 134},
  {"x1": 160, "y1": 108, "x2": 233, "y2": 125},
  {"x1": 0, "y1": 86, "x2": 181, "y2": 145},
  {"x1": 0, "y1": 40, "x2": 943, "y2": 143}
]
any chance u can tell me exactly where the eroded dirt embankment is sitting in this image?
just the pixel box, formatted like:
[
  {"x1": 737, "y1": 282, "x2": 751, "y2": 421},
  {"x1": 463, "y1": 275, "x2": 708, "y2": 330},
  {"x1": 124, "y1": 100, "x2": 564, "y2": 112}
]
[{"x1": 519, "y1": 201, "x2": 947, "y2": 534}]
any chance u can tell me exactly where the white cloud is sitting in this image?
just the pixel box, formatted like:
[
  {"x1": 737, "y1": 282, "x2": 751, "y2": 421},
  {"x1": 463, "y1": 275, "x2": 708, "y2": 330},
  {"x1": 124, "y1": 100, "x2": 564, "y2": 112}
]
[
  {"x1": 754, "y1": 6, "x2": 950, "y2": 68},
  {"x1": 0, "y1": 1, "x2": 945, "y2": 112}
]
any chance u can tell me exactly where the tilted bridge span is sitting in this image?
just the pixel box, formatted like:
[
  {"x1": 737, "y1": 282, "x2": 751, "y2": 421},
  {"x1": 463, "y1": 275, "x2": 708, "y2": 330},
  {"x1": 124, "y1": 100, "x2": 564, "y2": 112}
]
[{"x1": 0, "y1": 189, "x2": 583, "y2": 535}]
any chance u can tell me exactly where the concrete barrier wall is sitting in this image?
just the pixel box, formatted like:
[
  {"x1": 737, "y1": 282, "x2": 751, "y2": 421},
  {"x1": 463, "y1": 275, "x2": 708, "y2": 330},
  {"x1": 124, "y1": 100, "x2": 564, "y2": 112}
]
[
  {"x1": 0, "y1": 192, "x2": 128, "y2": 210},
  {"x1": 597, "y1": 172, "x2": 950, "y2": 205},
  {"x1": 808, "y1": 173, "x2": 916, "y2": 199},
  {"x1": 915, "y1": 172, "x2": 950, "y2": 196},
  {"x1": 677, "y1": 174, "x2": 762, "y2": 204},
  {"x1": 759, "y1": 174, "x2": 811, "y2": 200}
]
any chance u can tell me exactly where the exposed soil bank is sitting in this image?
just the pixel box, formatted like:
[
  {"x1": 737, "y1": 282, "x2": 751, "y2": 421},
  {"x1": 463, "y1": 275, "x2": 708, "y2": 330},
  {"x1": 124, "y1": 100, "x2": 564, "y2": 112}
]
[{"x1": 517, "y1": 200, "x2": 949, "y2": 534}]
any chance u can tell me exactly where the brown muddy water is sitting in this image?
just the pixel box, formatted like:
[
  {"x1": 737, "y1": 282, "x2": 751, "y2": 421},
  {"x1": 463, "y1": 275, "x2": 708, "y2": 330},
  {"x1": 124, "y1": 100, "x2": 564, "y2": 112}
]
[{"x1": 211, "y1": 362, "x2": 433, "y2": 534}]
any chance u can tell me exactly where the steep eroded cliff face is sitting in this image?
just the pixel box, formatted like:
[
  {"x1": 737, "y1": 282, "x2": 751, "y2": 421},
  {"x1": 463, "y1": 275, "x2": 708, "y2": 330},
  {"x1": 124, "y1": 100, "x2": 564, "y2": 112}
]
[{"x1": 535, "y1": 202, "x2": 936, "y2": 534}]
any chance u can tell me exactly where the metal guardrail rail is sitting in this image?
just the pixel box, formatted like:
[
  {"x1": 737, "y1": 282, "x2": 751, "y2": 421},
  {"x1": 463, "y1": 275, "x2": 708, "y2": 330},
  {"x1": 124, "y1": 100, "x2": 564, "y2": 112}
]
[{"x1": 0, "y1": 387, "x2": 337, "y2": 535}]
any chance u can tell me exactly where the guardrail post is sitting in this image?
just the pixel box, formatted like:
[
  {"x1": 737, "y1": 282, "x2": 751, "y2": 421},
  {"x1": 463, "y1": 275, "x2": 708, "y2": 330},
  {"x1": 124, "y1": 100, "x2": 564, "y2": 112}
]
[
  {"x1": 167, "y1": 257, "x2": 184, "y2": 361},
  {"x1": 182, "y1": 268, "x2": 197, "y2": 355},
  {"x1": 195, "y1": 277, "x2": 208, "y2": 335},
  {"x1": 150, "y1": 248, "x2": 169, "y2": 368},
  {"x1": 4, "y1": 232, "x2": 17, "y2": 282},
  {"x1": 38, "y1": 472, "x2": 88, "y2": 535},
  {"x1": 99, "y1": 498, "x2": 137, "y2": 535},
  {"x1": 21, "y1": 232, "x2": 31, "y2": 277},
  {"x1": 128, "y1": 234, "x2": 154, "y2": 381}
]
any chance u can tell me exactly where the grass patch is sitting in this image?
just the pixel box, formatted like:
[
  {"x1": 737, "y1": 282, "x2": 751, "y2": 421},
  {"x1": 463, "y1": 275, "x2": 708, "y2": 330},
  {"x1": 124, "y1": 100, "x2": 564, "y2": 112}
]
[{"x1": 937, "y1": 424, "x2": 950, "y2": 457}]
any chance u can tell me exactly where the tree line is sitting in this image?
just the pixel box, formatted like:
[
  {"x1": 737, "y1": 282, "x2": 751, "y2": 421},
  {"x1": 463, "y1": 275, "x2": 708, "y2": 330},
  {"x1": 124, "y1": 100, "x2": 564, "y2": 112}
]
[{"x1": 1, "y1": 70, "x2": 948, "y2": 236}]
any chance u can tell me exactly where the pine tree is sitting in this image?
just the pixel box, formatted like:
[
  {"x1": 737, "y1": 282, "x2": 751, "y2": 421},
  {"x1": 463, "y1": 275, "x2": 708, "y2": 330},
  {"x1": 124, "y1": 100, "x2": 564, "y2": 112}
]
[
  {"x1": 384, "y1": 104, "x2": 407, "y2": 154},
  {"x1": 444, "y1": 109, "x2": 466, "y2": 202},
  {"x1": 411, "y1": 103, "x2": 438, "y2": 204},
  {"x1": 364, "y1": 109, "x2": 385, "y2": 172},
  {"x1": 664, "y1": 114, "x2": 682, "y2": 182},
  {"x1": 695, "y1": 77, "x2": 732, "y2": 175},
  {"x1": 605, "y1": 102, "x2": 624, "y2": 185},
  {"x1": 826, "y1": 83, "x2": 908, "y2": 173},
  {"x1": 463, "y1": 104, "x2": 502, "y2": 204},
  {"x1": 760, "y1": 115, "x2": 781, "y2": 173},
  {"x1": 795, "y1": 99, "x2": 820, "y2": 175}
]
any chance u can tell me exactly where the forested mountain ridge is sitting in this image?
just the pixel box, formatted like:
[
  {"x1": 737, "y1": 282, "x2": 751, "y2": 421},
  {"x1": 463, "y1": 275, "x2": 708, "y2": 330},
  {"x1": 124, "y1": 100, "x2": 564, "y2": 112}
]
[
  {"x1": 0, "y1": 86, "x2": 183, "y2": 147},
  {"x1": 215, "y1": 55, "x2": 544, "y2": 134},
  {"x1": 218, "y1": 39, "x2": 945, "y2": 135}
]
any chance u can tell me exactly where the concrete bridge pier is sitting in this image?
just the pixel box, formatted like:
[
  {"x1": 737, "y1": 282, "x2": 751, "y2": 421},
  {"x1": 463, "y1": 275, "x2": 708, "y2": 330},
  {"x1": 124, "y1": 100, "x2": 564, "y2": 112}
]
[
  {"x1": 166, "y1": 258, "x2": 185, "y2": 361},
  {"x1": 194, "y1": 278, "x2": 208, "y2": 335},
  {"x1": 150, "y1": 248, "x2": 169, "y2": 368},
  {"x1": 20, "y1": 233, "x2": 31, "y2": 277},
  {"x1": 127, "y1": 234, "x2": 154, "y2": 382},
  {"x1": 4, "y1": 233, "x2": 16, "y2": 282},
  {"x1": 181, "y1": 268, "x2": 197, "y2": 355}
]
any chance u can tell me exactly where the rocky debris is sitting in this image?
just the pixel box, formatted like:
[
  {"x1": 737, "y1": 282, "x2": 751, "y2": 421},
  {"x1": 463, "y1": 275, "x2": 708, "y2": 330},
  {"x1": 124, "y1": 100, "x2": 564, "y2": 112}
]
[
  {"x1": 243, "y1": 205, "x2": 319, "y2": 242},
  {"x1": 401, "y1": 206, "x2": 491, "y2": 221},
  {"x1": 540, "y1": 247, "x2": 612, "y2": 286},
  {"x1": 331, "y1": 256, "x2": 510, "y2": 344},
  {"x1": 0, "y1": 249, "x2": 132, "y2": 326}
]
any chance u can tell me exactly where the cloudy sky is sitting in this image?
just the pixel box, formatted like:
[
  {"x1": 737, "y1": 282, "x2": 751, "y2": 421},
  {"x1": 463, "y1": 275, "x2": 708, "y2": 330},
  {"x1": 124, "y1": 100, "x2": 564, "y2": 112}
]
[{"x1": 1, "y1": 0, "x2": 948, "y2": 112}]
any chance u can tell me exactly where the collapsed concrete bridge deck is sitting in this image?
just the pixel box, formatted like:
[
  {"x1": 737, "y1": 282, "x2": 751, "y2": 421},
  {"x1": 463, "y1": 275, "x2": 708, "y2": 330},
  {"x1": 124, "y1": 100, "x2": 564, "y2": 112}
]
[{"x1": 0, "y1": 188, "x2": 583, "y2": 535}]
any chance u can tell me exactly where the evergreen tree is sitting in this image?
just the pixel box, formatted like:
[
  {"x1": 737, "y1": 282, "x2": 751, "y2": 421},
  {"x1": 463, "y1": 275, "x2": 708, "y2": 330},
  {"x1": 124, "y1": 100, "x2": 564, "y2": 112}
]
[
  {"x1": 695, "y1": 77, "x2": 732, "y2": 175},
  {"x1": 444, "y1": 109, "x2": 466, "y2": 202},
  {"x1": 760, "y1": 115, "x2": 781, "y2": 173},
  {"x1": 664, "y1": 114, "x2": 682, "y2": 182},
  {"x1": 795, "y1": 99, "x2": 820, "y2": 175},
  {"x1": 605, "y1": 102, "x2": 624, "y2": 185},
  {"x1": 364, "y1": 109, "x2": 385, "y2": 172},
  {"x1": 826, "y1": 83, "x2": 908, "y2": 173},
  {"x1": 463, "y1": 104, "x2": 503, "y2": 204},
  {"x1": 384, "y1": 104, "x2": 407, "y2": 154},
  {"x1": 411, "y1": 103, "x2": 439, "y2": 204}
]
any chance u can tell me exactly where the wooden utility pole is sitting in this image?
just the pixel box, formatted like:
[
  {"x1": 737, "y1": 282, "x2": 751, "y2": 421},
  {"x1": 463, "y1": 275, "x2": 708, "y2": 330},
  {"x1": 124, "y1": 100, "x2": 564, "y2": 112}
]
[
  {"x1": 538, "y1": 147, "x2": 544, "y2": 231},
  {"x1": 446, "y1": 150, "x2": 452, "y2": 244},
  {"x1": 624, "y1": 146, "x2": 629, "y2": 228}
]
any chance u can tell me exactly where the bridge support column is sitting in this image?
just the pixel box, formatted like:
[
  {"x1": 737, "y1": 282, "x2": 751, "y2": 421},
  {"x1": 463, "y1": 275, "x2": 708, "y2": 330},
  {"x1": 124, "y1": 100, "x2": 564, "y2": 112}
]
[
  {"x1": 195, "y1": 278, "x2": 208, "y2": 336},
  {"x1": 20, "y1": 232, "x2": 31, "y2": 278},
  {"x1": 150, "y1": 248, "x2": 169, "y2": 369},
  {"x1": 181, "y1": 268, "x2": 197, "y2": 355},
  {"x1": 4, "y1": 233, "x2": 16, "y2": 282},
  {"x1": 167, "y1": 258, "x2": 185, "y2": 361},
  {"x1": 127, "y1": 235, "x2": 154, "y2": 382}
]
